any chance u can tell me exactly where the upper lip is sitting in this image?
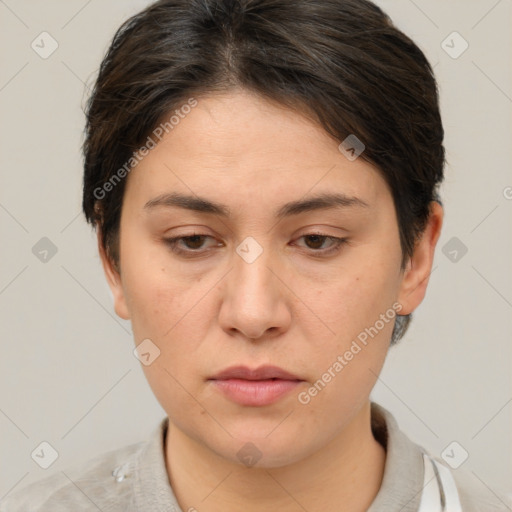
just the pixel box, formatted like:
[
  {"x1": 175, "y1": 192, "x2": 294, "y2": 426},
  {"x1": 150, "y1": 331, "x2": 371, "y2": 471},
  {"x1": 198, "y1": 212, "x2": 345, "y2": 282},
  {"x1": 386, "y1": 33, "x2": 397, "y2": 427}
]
[{"x1": 210, "y1": 365, "x2": 302, "y2": 381}]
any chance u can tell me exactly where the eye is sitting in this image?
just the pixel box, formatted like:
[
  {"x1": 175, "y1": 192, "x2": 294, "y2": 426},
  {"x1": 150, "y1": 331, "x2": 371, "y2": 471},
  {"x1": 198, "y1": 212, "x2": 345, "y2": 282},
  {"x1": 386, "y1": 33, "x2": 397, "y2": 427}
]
[
  {"x1": 295, "y1": 233, "x2": 348, "y2": 255},
  {"x1": 164, "y1": 234, "x2": 220, "y2": 256}
]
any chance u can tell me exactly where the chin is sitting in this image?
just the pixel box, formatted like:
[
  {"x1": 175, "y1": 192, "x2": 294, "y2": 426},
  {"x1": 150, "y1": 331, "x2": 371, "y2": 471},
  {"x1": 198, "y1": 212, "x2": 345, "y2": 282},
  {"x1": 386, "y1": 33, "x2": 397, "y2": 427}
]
[{"x1": 204, "y1": 426, "x2": 317, "y2": 469}]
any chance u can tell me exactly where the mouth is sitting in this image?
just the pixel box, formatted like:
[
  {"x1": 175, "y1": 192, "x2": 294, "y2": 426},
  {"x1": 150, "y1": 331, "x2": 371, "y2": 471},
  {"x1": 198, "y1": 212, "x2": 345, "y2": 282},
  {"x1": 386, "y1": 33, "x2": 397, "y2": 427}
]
[{"x1": 208, "y1": 365, "x2": 304, "y2": 407}]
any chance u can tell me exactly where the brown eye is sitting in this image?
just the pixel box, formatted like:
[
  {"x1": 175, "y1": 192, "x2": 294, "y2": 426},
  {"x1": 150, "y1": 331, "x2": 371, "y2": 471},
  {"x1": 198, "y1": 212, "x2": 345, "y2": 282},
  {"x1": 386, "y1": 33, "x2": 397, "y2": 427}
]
[
  {"x1": 164, "y1": 234, "x2": 218, "y2": 257},
  {"x1": 303, "y1": 234, "x2": 327, "y2": 250},
  {"x1": 295, "y1": 233, "x2": 348, "y2": 256},
  {"x1": 181, "y1": 235, "x2": 207, "y2": 249}
]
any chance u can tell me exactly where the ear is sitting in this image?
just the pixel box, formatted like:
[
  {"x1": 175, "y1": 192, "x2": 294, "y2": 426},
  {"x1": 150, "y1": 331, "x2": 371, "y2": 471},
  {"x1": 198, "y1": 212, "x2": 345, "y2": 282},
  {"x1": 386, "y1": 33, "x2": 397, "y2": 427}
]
[
  {"x1": 397, "y1": 201, "x2": 444, "y2": 315},
  {"x1": 97, "y1": 229, "x2": 131, "y2": 320}
]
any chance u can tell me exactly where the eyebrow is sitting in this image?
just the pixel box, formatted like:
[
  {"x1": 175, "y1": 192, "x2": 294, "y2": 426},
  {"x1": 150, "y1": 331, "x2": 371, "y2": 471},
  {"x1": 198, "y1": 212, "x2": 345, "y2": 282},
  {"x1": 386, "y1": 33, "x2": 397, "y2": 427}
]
[{"x1": 143, "y1": 191, "x2": 369, "y2": 218}]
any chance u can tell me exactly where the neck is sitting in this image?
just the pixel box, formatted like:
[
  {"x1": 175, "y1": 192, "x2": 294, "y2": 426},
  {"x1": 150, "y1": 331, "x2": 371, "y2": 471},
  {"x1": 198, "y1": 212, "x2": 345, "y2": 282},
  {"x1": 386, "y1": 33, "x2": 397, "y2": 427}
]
[{"x1": 165, "y1": 401, "x2": 386, "y2": 512}]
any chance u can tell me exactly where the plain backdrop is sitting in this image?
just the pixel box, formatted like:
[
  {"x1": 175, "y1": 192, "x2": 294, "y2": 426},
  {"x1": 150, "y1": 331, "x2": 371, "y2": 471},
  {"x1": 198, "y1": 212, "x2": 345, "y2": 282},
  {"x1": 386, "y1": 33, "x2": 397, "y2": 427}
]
[{"x1": 1, "y1": 0, "x2": 511, "y2": 499}]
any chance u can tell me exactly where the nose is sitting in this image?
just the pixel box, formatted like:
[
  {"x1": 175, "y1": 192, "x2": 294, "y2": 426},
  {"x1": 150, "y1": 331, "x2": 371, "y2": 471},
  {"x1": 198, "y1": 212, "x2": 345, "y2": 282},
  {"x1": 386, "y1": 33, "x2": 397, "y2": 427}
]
[{"x1": 218, "y1": 244, "x2": 291, "y2": 340}]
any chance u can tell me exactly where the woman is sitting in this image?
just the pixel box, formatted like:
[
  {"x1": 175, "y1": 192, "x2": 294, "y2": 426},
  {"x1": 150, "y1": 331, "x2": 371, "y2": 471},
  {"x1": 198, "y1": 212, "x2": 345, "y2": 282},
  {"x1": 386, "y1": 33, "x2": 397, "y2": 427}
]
[{"x1": 2, "y1": 0, "x2": 509, "y2": 510}]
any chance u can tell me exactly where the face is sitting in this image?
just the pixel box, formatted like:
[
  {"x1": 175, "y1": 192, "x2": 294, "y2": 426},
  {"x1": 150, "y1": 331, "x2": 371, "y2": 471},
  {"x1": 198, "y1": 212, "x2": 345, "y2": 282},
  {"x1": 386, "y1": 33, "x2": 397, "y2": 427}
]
[{"x1": 100, "y1": 89, "x2": 441, "y2": 467}]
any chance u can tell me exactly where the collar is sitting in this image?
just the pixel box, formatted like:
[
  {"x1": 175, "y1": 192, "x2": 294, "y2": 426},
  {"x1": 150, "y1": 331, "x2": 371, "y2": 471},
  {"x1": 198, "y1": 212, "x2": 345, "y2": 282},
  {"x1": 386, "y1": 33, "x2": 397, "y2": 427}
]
[
  {"x1": 129, "y1": 401, "x2": 426, "y2": 512},
  {"x1": 367, "y1": 402, "x2": 425, "y2": 511}
]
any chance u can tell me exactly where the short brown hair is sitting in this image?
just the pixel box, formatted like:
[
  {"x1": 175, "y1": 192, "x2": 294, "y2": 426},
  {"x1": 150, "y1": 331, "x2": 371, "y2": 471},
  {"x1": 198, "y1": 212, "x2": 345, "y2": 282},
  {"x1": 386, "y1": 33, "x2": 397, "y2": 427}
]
[{"x1": 82, "y1": 0, "x2": 445, "y2": 344}]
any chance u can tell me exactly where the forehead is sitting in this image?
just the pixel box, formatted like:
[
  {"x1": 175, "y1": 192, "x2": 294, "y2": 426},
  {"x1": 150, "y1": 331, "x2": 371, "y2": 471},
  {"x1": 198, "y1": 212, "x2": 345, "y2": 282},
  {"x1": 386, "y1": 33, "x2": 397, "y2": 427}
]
[{"x1": 124, "y1": 90, "x2": 388, "y2": 210}]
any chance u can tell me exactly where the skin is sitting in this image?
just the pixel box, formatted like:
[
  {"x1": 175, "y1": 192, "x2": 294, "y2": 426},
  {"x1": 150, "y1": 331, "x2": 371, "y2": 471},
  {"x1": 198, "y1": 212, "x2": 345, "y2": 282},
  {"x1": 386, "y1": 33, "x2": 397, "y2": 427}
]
[{"x1": 98, "y1": 89, "x2": 443, "y2": 512}]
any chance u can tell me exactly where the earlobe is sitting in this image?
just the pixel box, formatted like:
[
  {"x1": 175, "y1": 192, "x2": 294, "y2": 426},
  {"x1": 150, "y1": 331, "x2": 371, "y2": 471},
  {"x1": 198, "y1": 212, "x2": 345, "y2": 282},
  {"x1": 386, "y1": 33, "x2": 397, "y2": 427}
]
[
  {"x1": 397, "y1": 201, "x2": 444, "y2": 315},
  {"x1": 96, "y1": 229, "x2": 131, "y2": 320}
]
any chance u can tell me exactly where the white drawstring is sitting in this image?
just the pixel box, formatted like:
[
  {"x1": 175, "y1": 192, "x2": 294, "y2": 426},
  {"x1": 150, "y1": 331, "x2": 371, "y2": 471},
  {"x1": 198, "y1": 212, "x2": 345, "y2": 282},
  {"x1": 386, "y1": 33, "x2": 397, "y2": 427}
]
[{"x1": 418, "y1": 453, "x2": 462, "y2": 512}]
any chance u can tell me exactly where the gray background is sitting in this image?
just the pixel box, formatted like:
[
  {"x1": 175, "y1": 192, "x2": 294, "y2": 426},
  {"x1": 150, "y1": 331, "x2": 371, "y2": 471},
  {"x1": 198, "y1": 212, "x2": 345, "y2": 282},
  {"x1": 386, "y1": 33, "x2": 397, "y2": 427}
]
[{"x1": 1, "y1": 0, "x2": 511, "y2": 500}]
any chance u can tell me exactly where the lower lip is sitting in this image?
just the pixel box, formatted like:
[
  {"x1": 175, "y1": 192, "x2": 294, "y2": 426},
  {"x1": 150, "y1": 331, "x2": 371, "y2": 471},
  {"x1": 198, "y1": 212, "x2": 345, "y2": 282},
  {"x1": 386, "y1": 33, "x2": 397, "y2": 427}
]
[{"x1": 210, "y1": 378, "x2": 302, "y2": 406}]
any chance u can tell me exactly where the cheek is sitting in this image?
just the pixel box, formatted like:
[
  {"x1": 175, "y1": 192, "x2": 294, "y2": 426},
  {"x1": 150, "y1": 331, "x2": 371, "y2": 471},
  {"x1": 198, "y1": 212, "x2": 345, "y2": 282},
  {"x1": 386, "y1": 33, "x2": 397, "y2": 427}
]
[
  {"x1": 298, "y1": 271, "x2": 397, "y2": 422},
  {"x1": 308, "y1": 260, "x2": 400, "y2": 347},
  {"x1": 123, "y1": 263, "x2": 211, "y2": 411},
  {"x1": 298, "y1": 263, "x2": 399, "y2": 409},
  {"x1": 122, "y1": 249, "x2": 220, "y2": 365},
  {"x1": 123, "y1": 266, "x2": 177, "y2": 338},
  {"x1": 119, "y1": 234, "x2": 184, "y2": 335}
]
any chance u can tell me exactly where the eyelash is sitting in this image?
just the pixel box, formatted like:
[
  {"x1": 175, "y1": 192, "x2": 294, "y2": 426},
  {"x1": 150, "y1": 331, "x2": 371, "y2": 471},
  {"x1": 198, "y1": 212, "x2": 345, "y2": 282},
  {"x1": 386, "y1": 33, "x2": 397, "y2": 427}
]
[{"x1": 163, "y1": 233, "x2": 348, "y2": 258}]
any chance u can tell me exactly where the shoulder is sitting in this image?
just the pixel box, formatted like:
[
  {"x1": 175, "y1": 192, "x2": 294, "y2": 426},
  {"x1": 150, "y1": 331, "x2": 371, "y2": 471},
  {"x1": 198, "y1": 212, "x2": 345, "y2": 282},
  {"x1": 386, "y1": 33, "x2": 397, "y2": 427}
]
[
  {"x1": 370, "y1": 402, "x2": 511, "y2": 512},
  {"x1": 0, "y1": 440, "x2": 144, "y2": 512},
  {"x1": 428, "y1": 453, "x2": 512, "y2": 512}
]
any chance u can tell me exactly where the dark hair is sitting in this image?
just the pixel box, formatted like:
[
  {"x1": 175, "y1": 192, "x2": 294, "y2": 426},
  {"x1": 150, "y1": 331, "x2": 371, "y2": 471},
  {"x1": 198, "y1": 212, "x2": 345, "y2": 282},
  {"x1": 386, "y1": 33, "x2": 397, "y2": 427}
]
[{"x1": 82, "y1": 0, "x2": 445, "y2": 345}]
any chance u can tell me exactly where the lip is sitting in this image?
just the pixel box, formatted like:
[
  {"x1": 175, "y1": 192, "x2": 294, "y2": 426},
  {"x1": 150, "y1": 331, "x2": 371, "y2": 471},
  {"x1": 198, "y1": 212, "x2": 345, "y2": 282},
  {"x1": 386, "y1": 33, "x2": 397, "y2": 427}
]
[
  {"x1": 208, "y1": 365, "x2": 304, "y2": 407},
  {"x1": 210, "y1": 365, "x2": 302, "y2": 381}
]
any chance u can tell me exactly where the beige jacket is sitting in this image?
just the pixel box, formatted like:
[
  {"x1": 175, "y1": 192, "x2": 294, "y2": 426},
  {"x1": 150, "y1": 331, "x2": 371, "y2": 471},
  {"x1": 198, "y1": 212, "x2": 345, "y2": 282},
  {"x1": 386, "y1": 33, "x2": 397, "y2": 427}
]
[{"x1": 1, "y1": 402, "x2": 510, "y2": 511}]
